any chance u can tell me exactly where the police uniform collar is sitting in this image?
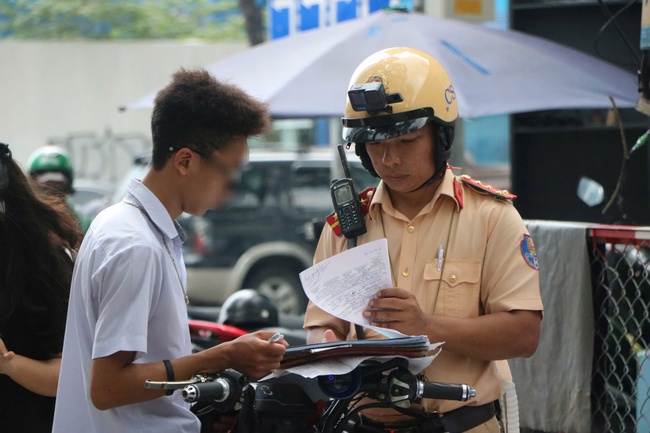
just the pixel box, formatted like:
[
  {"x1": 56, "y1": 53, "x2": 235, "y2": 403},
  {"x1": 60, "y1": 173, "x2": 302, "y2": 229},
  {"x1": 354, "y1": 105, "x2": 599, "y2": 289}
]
[{"x1": 440, "y1": 168, "x2": 464, "y2": 211}]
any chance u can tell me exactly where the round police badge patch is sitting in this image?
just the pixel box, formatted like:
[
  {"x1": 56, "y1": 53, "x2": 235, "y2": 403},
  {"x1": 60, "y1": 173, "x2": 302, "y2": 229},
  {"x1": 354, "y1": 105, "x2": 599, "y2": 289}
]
[{"x1": 520, "y1": 234, "x2": 539, "y2": 270}]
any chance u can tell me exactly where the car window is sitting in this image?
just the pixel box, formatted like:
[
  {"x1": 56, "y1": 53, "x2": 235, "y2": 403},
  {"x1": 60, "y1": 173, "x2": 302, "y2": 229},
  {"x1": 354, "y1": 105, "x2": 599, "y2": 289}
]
[
  {"x1": 220, "y1": 162, "x2": 289, "y2": 211},
  {"x1": 223, "y1": 165, "x2": 264, "y2": 210},
  {"x1": 290, "y1": 165, "x2": 332, "y2": 213}
]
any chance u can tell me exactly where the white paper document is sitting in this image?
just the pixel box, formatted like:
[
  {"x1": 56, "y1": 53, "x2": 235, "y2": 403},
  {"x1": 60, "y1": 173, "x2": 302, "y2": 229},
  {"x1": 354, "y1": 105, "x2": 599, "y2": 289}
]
[{"x1": 299, "y1": 238, "x2": 404, "y2": 338}]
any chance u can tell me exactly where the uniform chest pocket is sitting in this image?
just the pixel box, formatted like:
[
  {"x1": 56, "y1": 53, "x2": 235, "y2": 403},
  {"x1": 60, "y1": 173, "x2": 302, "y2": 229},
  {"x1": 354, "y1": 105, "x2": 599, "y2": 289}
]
[{"x1": 423, "y1": 259, "x2": 482, "y2": 318}]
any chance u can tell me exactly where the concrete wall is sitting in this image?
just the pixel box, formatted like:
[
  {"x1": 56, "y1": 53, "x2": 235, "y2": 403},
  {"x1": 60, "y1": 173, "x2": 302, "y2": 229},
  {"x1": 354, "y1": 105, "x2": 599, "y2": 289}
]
[{"x1": 1, "y1": 40, "x2": 247, "y2": 182}]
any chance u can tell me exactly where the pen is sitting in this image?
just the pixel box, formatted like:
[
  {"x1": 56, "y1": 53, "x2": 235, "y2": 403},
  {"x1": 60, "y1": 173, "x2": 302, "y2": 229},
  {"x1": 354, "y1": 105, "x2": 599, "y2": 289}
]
[
  {"x1": 437, "y1": 245, "x2": 444, "y2": 272},
  {"x1": 268, "y1": 332, "x2": 284, "y2": 343}
]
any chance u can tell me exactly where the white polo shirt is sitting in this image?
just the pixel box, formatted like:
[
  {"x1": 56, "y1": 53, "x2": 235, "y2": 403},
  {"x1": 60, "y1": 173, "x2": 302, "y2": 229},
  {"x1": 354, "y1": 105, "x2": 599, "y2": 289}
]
[{"x1": 53, "y1": 179, "x2": 199, "y2": 433}]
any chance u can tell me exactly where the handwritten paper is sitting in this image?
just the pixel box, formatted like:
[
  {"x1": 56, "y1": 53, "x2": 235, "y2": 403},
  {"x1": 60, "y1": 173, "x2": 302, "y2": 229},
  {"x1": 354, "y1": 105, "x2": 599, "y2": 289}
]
[{"x1": 299, "y1": 238, "x2": 404, "y2": 338}]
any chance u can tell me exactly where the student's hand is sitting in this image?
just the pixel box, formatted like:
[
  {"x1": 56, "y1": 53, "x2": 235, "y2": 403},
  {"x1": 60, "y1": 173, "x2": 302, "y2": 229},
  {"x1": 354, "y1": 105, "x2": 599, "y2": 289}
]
[
  {"x1": 222, "y1": 331, "x2": 287, "y2": 379},
  {"x1": 0, "y1": 337, "x2": 16, "y2": 375},
  {"x1": 363, "y1": 288, "x2": 429, "y2": 336}
]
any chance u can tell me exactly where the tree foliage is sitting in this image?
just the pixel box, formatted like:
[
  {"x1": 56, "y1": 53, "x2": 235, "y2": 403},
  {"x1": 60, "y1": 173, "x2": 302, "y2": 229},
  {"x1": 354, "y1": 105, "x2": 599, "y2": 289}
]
[{"x1": 0, "y1": 0, "x2": 264, "y2": 41}]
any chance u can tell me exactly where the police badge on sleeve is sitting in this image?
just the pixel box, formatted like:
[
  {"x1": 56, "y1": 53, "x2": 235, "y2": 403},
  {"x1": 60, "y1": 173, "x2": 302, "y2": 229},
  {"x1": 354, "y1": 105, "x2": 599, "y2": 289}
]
[{"x1": 520, "y1": 234, "x2": 539, "y2": 271}]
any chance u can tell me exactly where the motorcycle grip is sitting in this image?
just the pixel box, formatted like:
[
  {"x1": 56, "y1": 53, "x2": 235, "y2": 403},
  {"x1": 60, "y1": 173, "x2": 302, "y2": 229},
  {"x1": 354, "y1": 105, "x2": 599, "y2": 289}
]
[
  {"x1": 421, "y1": 382, "x2": 476, "y2": 402},
  {"x1": 182, "y1": 378, "x2": 230, "y2": 403}
]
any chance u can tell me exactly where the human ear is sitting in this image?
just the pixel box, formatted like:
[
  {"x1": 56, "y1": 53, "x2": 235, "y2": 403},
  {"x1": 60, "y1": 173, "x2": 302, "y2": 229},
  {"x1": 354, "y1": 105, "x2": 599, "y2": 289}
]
[{"x1": 174, "y1": 148, "x2": 193, "y2": 175}]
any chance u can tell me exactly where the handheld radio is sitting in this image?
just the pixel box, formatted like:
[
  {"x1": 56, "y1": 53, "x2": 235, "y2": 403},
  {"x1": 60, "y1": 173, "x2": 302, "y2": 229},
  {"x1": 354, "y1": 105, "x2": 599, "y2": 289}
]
[{"x1": 330, "y1": 145, "x2": 367, "y2": 239}]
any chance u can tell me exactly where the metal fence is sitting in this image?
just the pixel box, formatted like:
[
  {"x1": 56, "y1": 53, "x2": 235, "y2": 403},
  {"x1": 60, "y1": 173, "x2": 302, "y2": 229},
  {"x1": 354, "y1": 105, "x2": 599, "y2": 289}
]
[{"x1": 589, "y1": 226, "x2": 650, "y2": 433}]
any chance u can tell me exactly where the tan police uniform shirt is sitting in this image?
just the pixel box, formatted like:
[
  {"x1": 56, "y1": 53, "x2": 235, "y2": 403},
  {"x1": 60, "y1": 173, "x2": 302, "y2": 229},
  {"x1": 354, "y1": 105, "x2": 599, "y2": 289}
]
[{"x1": 304, "y1": 168, "x2": 543, "y2": 420}]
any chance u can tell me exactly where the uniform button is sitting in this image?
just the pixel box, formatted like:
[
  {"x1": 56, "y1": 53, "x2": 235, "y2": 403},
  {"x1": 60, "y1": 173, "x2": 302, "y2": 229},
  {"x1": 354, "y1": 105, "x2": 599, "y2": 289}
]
[
  {"x1": 402, "y1": 268, "x2": 410, "y2": 277},
  {"x1": 449, "y1": 274, "x2": 457, "y2": 283},
  {"x1": 407, "y1": 225, "x2": 415, "y2": 233}
]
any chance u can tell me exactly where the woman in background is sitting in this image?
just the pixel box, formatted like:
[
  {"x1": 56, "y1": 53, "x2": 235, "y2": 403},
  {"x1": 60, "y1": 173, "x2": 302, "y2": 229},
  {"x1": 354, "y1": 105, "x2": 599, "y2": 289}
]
[{"x1": 0, "y1": 142, "x2": 82, "y2": 432}]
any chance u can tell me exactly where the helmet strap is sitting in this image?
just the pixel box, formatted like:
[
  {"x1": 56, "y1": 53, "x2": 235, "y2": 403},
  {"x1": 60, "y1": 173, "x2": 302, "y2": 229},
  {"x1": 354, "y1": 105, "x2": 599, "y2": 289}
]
[{"x1": 406, "y1": 159, "x2": 447, "y2": 193}]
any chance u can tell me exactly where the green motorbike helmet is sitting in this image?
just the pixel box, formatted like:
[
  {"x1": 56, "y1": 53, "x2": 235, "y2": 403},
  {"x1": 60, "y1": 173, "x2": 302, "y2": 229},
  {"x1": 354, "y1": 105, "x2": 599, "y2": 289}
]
[{"x1": 27, "y1": 146, "x2": 74, "y2": 194}]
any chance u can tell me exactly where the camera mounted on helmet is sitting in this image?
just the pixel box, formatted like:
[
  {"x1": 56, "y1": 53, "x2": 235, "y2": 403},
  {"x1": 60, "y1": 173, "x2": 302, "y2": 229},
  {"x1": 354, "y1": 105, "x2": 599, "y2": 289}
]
[{"x1": 347, "y1": 81, "x2": 403, "y2": 115}]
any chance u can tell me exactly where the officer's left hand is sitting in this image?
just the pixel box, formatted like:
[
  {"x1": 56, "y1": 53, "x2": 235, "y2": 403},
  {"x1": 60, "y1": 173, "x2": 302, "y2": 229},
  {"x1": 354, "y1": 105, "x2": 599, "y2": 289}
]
[{"x1": 363, "y1": 288, "x2": 429, "y2": 336}]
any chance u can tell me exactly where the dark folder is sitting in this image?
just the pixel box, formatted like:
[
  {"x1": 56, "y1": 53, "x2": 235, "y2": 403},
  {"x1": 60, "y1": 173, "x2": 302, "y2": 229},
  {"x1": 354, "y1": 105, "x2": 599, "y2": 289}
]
[{"x1": 280, "y1": 335, "x2": 431, "y2": 368}]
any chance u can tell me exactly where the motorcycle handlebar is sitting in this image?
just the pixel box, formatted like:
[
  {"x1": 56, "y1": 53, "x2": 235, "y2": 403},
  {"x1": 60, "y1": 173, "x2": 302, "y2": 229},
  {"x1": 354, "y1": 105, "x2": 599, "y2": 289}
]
[
  {"x1": 182, "y1": 378, "x2": 231, "y2": 403},
  {"x1": 319, "y1": 358, "x2": 477, "y2": 406},
  {"x1": 419, "y1": 381, "x2": 476, "y2": 402},
  {"x1": 145, "y1": 369, "x2": 247, "y2": 413}
]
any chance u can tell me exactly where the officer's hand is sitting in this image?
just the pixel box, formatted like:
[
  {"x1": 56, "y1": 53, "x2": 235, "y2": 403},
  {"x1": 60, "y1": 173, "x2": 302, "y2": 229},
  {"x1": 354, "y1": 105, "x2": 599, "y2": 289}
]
[
  {"x1": 0, "y1": 337, "x2": 16, "y2": 375},
  {"x1": 363, "y1": 288, "x2": 429, "y2": 336},
  {"x1": 321, "y1": 329, "x2": 342, "y2": 343}
]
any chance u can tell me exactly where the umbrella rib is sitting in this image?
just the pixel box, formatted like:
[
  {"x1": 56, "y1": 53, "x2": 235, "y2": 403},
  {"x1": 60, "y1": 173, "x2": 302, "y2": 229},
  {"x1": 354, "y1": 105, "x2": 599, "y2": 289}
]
[{"x1": 439, "y1": 40, "x2": 490, "y2": 76}]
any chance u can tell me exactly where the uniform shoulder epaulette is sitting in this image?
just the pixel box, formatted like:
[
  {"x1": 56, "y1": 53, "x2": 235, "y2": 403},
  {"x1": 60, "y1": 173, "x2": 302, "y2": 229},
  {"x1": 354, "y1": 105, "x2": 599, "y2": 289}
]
[
  {"x1": 458, "y1": 174, "x2": 517, "y2": 201},
  {"x1": 325, "y1": 187, "x2": 375, "y2": 236}
]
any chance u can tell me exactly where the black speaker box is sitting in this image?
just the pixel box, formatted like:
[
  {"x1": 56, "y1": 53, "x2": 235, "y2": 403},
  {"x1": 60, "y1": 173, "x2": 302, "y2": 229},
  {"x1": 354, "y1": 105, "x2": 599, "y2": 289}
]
[{"x1": 511, "y1": 126, "x2": 650, "y2": 225}]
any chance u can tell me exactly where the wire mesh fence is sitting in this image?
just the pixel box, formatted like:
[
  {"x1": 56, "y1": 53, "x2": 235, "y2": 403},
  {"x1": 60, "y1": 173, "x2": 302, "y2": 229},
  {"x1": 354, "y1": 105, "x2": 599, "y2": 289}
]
[{"x1": 589, "y1": 227, "x2": 650, "y2": 433}]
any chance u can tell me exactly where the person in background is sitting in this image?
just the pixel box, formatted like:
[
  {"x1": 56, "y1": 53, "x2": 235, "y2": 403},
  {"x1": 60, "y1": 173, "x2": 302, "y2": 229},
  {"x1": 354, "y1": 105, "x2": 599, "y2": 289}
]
[
  {"x1": 0, "y1": 141, "x2": 82, "y2": 433},
  {"x1": 27, "y1": 145, "x2": 93, "y2": 232},
  {"x1": 304, "y1": 47, "x2": 544, "y2": 433},
  {"x1": 52, "y1": 68, "x2": 287, "y2": 433}
]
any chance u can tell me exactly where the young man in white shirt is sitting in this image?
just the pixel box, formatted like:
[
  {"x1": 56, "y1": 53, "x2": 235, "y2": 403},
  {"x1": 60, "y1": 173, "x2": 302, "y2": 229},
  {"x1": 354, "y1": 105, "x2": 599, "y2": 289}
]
[{"x1": 53, "y1": 68, "x2": 287, "y2": 433}]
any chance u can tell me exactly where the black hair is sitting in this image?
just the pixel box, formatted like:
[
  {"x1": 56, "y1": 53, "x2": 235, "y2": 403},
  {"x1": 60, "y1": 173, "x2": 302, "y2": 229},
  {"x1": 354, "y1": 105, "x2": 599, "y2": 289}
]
[
  {"x1": 0, "y1": 142, "x2": 82, "y2": 356},
  {"x1": 150, "y1": 68, "x2": 270, "y2": 169}
]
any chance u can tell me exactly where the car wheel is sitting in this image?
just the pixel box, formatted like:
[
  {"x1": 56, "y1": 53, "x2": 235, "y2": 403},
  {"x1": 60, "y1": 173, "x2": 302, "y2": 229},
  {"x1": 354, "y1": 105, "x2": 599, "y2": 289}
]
[{"x1": 245, "y1": 265, "x2": 306, "y2": 315}]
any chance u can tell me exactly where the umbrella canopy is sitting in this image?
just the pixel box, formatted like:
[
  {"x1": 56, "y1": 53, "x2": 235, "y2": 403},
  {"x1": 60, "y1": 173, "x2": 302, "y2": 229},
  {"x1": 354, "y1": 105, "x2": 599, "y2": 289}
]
[{"x1": 124, "y1": 10, "x2": 639, "y2": 118}]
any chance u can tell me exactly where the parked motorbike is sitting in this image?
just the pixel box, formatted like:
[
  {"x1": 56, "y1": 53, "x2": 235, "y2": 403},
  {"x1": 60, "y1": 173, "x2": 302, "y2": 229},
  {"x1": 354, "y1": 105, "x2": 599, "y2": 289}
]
[
  {"x1": 187, "y1": 289, "x2": 307, "y2": 352},
  {"x1": 146, "y1": 357, "x2": 475, "y2": 433},
  {"x1": 180, "y1": 290, "x2": 475, "y2": 432}
]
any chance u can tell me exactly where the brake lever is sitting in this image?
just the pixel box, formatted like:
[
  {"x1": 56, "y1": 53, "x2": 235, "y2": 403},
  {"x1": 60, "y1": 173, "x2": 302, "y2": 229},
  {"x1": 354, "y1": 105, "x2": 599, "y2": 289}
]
[{"x1": 144, "y1": 373, "x2": 217, "y2": 391}]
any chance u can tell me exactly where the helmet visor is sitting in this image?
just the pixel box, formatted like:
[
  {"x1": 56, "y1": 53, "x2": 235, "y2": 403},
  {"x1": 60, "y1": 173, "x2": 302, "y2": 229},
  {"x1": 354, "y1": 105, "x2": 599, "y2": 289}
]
[{"x1": 341, "y1": 108, "x2": 433, "y2": 143}]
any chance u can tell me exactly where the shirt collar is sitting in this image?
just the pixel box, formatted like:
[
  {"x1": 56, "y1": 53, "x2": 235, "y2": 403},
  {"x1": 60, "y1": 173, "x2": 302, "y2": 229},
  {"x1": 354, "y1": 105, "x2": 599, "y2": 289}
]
[
  {"x1": 368, "y1": 168, "x2": 462, "y2": 219},
  {"x1": 125, "y1": 178, "x2": 185, "y2": 242}
]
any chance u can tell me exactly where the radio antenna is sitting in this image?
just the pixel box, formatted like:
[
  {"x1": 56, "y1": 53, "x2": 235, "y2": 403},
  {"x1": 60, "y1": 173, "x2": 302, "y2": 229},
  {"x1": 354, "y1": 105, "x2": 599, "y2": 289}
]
[{"x1": 337, "y1": 144, "x2": 352, "y2": 179}]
